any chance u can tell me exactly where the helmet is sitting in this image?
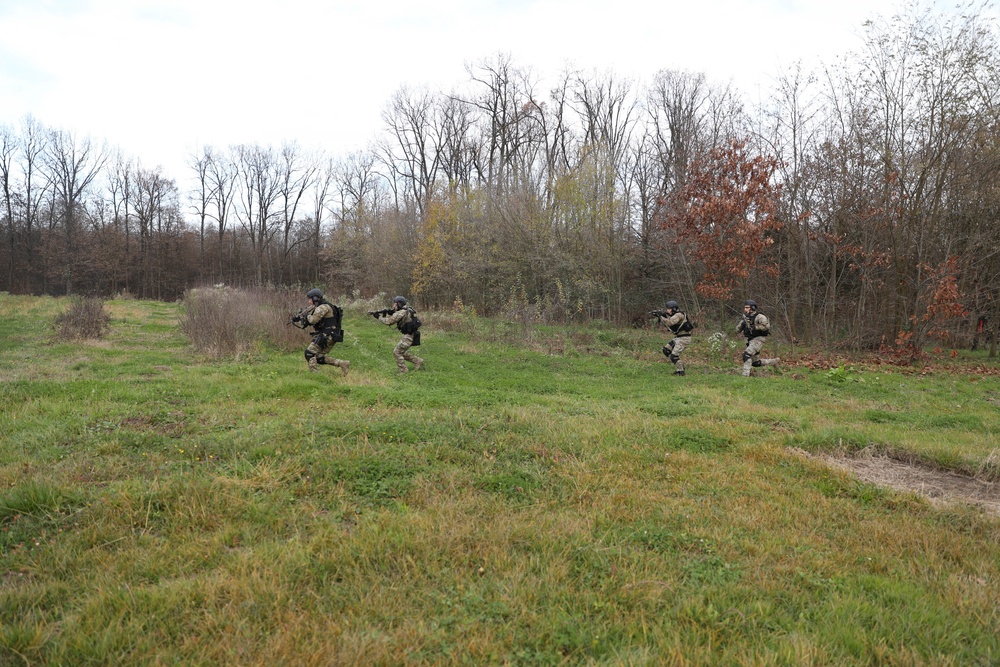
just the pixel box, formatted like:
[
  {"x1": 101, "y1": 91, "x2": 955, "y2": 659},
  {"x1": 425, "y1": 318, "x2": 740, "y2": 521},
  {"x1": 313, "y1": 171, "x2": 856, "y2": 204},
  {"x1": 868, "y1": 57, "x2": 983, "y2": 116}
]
[
  {"x1": 307, "y1": 288, "x2": 324, "y2": 301},
  {"x1": 664, "y1": 300, "x2": 679, "y2": 310},
  {"x1": 392, "y1": 296, "x2": 407, "y2": 306},
  {"x1": 744, "y1": 299, "x2": 758, "y2": 310}
]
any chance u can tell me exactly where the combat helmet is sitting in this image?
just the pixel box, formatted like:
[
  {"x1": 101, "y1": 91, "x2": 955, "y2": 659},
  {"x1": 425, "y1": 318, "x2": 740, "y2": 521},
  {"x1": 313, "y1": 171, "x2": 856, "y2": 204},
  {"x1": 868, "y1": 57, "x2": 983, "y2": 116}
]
[
  {"x1": 664, "y1": 300, "x2": 679, "y2": 311},
  {"x1": 307, "y1": 288, "x2": 324, "y2": 302},
  {"x1": 393, "y1": 296, "x2": 407, "y2": 307}
]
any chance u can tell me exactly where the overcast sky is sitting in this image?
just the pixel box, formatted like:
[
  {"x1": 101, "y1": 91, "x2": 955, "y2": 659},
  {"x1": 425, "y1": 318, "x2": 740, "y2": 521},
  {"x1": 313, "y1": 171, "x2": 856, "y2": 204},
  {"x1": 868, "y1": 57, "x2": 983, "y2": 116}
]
[{"x1": 0, "y1": 0, "x2": 954, "y2": 183}]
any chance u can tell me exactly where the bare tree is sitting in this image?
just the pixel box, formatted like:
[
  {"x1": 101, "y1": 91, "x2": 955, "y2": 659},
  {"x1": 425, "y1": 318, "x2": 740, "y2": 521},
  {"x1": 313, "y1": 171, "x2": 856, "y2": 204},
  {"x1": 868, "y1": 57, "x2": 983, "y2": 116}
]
[
  {"x1": 44, "y1": 128, "x2": 107, "y2": 294},
  {"x1": 234, "y1": 143, "x2": 283, "y2": 285},
  {"x1": 307, "y1": 153, "x2": 335, "y2": 283},
  {"x1": 378, "y1": 85, "x2": 442, "y2": 219},
  {"x1": 188, "y1": 146, "x2": 216, "y2": 282},
  {"x1": 205, "y1": 147, "x2": 238, "y2": 283},
  {"x1": 0, "y1": 123, "x2": 15, "y2": 291},
  {"x1": 275, "y1": 142, "x2": 317, "y2": 282},
  {"x1": 131, "y1": 166, "x2": 179, "y2": 297}
]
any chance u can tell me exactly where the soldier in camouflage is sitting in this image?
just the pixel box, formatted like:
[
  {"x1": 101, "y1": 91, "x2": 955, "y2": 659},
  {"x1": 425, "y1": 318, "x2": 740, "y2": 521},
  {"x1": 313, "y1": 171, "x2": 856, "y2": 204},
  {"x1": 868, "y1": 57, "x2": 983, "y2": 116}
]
[
  {"x1": 369, "y1": 296, "x2": 424, "y2": 373},
  {"x1": 737, "y1": 299, "x2": 780, "y2": 377},
  {"x1": 654, "y1": 300, "x2": 693, "y2": 376},
  {"x1": 294, "y1": 288, "x2": 350, "y2": 376}
]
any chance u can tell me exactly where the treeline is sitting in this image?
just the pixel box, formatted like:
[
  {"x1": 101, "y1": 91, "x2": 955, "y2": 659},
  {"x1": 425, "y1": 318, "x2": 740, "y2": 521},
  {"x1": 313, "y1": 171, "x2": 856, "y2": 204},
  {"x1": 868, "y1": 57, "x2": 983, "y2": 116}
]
[{"x1": 1, "y1": 3, "x2": 999, "y2": 351}]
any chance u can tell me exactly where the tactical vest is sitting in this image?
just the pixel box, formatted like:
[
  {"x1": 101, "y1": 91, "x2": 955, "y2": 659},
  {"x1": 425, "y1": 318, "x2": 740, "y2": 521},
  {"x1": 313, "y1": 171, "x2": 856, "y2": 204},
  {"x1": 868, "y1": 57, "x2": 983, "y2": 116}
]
[
  {"x1": 397, "y1": 306, "x2": 421, "y2": 335},
  {"x1": 313, "y1": 300, "x2": 343, "y2": 333},
  {"x1": 669, "y1": 311, "x2": 693, "y2": 336},
  {"x1": 743, "y1": 313, "x2": 768, "y2": 338}
]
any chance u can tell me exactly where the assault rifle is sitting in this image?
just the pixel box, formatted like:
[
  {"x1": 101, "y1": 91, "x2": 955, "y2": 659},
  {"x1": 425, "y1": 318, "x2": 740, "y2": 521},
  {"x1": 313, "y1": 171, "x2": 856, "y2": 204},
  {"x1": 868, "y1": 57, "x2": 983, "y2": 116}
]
[
  {"x1": 368, "y1": 308, "x2": 394, "y2": 319},
  {"x1": 288, "y1": 307, "x2": 311, "y2": 329},
  {"x1": 648, "y1": 309, "x2": 668, "y2": 319}
]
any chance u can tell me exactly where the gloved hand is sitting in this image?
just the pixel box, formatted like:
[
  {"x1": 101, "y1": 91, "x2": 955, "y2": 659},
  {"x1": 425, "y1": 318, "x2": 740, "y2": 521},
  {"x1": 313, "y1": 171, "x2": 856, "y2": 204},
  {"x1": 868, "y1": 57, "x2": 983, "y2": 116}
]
[{"x1": 292, "y1": 315, "x2": 302, "y2": 323}]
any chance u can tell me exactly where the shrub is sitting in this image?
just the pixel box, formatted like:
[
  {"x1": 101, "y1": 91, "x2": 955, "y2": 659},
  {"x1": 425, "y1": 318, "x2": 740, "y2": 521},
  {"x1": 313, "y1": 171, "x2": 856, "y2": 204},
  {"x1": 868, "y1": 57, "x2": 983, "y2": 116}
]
[
  {"x1": 181, "y1": 286, "x2": 303, "y2": 358},
  {"x1": 54, "y1": 296, "x2": 111, "y2": 340}
]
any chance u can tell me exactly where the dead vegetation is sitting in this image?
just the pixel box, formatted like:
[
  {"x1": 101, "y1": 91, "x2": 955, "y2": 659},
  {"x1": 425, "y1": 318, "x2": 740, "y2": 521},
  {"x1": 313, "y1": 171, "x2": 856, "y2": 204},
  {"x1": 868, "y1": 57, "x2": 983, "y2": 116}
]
[
  {"x1": 790, "y1": 447, "x2": 1000, "y2": 517},
  {"x1": 54, "y1": 296, "x2": 112, "y2": 340},
  {"x1": 180, "y1": 286, "x2": 303, "y2": 358}
]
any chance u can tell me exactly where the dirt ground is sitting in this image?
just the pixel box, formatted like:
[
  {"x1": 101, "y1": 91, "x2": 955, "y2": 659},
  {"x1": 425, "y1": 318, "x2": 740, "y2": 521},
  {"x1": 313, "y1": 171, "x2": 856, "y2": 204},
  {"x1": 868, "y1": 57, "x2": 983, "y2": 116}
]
[{"x1": 789, "y1": 448, "x2": 1000, "y2": 517}]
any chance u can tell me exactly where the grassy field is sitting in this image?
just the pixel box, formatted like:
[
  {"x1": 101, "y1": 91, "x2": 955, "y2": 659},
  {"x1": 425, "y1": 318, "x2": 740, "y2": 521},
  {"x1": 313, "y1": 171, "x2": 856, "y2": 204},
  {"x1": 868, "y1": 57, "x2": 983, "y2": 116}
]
[{"x1": 1, "y1": 292, "x2": 998, "y2": 666}]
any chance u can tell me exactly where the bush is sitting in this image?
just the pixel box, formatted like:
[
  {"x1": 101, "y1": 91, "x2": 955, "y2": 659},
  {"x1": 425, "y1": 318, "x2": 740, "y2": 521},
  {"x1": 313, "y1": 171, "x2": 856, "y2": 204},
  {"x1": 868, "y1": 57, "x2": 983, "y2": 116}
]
[
  {"x1": 181, "y1": 286, "x2": 304, "y2": 358},
  {"x1": 54, "y1": 296, "x2": 111, "y2": 340}
]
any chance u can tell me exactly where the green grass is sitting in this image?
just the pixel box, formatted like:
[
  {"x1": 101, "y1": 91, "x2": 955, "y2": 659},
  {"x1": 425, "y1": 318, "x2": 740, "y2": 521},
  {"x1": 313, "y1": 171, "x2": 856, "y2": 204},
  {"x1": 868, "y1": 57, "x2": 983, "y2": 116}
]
[{"x1": 1, "y1": 293, "x2": 998, "y2": 665}]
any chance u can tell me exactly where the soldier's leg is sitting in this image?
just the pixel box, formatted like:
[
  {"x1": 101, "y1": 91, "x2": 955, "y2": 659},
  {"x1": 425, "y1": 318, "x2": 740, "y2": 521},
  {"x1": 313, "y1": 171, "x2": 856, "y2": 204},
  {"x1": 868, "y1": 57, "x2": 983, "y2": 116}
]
[
  {"x1": 396, "y1": 334, "x2": 422, "y2": 370},
  {"x1": 671, "y1": 337, "x2": 689, "y2": 374},
  {"x1": 304, "y1": 344, "x2": 320, "y2": 372},
  {"x1": 318, "y1": 355, "x2": 351, "y2": 376},
  {"x1": 325, "y1": 359, "x2": 348, "y2": 376},
  {"x1": 318, "y1": 338, "x2": 349, "y2": 376},
  {"x1": 393, "y1": 337, "x2": 411, "y2": 373},
  {"x1": 743, "y1": 337, "x2": 765, "y2": 376}
]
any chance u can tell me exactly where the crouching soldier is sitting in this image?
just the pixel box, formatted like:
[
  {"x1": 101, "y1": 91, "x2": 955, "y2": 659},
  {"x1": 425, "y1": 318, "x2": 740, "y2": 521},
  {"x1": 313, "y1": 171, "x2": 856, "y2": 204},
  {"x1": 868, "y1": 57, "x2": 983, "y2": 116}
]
[
  {"x1": 653, "y1": 300, "x2": 693, "y2": 376},
  {"x1": 737, "y1": 299, "x2": 780, "y2": 377},
  {"x1": 368, "y1": 296, "x2": 424, "y2": 373},
  {"x1": 293, "y1": 288, "x2": 349, "y2": 376}
]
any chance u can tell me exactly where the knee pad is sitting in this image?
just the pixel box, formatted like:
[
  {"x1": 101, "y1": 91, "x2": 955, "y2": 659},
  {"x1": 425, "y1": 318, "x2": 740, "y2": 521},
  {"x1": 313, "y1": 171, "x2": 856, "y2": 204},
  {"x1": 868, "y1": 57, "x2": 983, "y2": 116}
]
[
  {"x1": 752, "y1": 360, "x2": 762, "y2": 367},
  {"x1": 304, "y1": 349, "x2": 316, "y2": 361},
  {"x1": 669, "y1": 354, "x2": 680, "y2": 364},
  {"x1": 662, "y1": 345, "x2": 672, "y2": 358},
  {"x1": 317, "y1": 356, "x2": 328, "y2": 365},
  {"x1": 742, "y1": 351, "x2": 753, "y2": 363}
]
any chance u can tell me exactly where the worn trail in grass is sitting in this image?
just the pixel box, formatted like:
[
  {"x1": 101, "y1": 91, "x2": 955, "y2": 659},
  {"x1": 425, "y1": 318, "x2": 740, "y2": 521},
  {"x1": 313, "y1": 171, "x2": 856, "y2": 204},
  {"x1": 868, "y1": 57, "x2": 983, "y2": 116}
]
[{"x1": 1, "y1": 294, "x2": 998, "y2": 665}]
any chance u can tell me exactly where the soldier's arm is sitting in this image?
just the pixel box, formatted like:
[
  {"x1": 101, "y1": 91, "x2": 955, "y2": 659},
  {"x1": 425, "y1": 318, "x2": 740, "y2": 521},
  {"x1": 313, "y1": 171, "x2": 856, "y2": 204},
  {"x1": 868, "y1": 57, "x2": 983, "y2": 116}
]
[
  {"x1": 379, "y1": 309, "x2": 407, "y2": 326},
  {"x1": 666, "y1": 313, "x2": 684, "y2": 329},
  {"x1": 306, "y1": 304, "x2": 329, "y2": 326}
]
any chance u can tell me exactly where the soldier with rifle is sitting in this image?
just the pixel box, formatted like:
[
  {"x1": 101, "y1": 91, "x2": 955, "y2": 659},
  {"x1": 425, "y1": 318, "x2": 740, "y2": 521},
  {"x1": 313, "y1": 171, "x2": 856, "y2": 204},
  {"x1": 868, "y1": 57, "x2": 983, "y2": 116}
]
[
  {"x1": 368, "y1": 296, "x2": 424, "y2": 373},
  {"x1": 737, "y1": 299, "x2": 780, "y2": 377},
  {"x1": 650, "y1": 300, "x2": 694, "y2": 376},
  {"x1": 291, "y1": 288, "x2": 349, "y2": 376}
]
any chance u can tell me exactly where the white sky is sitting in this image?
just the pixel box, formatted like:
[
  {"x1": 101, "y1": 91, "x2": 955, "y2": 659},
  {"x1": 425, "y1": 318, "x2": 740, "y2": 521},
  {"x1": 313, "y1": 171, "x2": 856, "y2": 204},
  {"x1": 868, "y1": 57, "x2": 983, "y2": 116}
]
[{"x1": 0, "y1": 0, "x2": 943, "y2": 184}]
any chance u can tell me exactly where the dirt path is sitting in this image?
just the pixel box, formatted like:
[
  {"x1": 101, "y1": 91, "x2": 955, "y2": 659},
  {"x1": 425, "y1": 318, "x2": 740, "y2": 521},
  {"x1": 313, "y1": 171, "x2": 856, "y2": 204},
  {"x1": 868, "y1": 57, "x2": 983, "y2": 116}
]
[{"x1": 789, "y1": 448, "x2": 1000, "y2": 517}]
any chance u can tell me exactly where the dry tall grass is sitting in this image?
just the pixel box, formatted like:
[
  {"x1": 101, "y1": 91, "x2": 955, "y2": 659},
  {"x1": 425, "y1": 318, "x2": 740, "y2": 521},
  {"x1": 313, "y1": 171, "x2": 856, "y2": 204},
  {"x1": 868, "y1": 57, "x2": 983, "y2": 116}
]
[{"x1": 181, "y1": 286, "x2": 304, "y2": 358}]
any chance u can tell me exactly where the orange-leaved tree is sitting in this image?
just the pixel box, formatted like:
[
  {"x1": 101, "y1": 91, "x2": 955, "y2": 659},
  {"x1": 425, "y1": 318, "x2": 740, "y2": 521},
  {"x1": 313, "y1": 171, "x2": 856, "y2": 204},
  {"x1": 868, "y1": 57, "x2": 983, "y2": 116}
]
[
  {"x1": 908, "y1": 255, "x2": 969, "y2": 351},
  {"x1": 659, "y1": 139, "x2": 782, "y2": 311}
]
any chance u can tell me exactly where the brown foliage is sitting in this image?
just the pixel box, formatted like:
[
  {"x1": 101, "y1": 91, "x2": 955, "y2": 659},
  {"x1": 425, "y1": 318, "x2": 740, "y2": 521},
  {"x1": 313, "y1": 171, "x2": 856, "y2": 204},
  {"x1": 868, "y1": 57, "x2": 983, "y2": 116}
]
[{"x1": 659, "y1": 139, "x2": 782, "y2": 301}]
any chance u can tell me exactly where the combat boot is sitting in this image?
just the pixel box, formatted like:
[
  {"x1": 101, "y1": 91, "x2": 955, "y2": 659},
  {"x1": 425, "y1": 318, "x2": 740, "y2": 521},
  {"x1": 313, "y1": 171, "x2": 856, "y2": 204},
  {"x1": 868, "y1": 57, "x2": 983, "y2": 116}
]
[{"x1": 338, "y1": 360, "x2": 350, "y2": 377}]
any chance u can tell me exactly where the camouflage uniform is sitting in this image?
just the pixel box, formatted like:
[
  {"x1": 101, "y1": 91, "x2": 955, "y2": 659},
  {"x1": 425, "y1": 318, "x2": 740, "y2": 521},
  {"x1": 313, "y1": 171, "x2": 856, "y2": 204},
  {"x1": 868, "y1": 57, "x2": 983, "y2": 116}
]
[
  {"x1": 658, "y1": 310, "x2": 692, "y2": 375},
  {"x1": 376, "y1": 306, "x2": 424, "y2": 373},
  {"x1": 737, "y1": 305, "x2": 779, "y2": 377},
  {"x1": 303, "y1": 302, "x2": 350, "y2": 376}
]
